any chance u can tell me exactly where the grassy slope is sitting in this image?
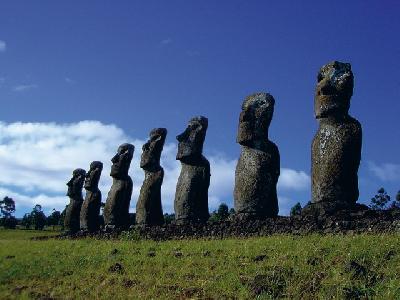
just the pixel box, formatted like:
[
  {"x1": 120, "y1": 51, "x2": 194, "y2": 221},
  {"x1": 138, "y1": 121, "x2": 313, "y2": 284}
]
[{"x1": 0, "y1": 230, "x2": 399, "y2": 299}]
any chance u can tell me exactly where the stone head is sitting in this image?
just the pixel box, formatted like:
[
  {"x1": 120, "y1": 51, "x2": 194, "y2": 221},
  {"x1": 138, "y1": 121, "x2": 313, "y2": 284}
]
[
  {"x1": 176, "y1": 116, "x2": 208, "y2": 161},
  {"x1": 315, "y1": 61, "x2": 354, "y2": 119},
  {"x1": 237, "y1": 93, "x2": 275, "y2": 146},
  {"x1": 84, "y1": 161, "x2": 103, "y2": 191},
  {"x1": 66, "y1": 168, "x2": 86, "y2": 198},
  {"x1": 140, "y1": 128, "x2": 167, "y2": 170},
  {"x1": 110, "y1": 143, "x2": 135, "y2": 179}
]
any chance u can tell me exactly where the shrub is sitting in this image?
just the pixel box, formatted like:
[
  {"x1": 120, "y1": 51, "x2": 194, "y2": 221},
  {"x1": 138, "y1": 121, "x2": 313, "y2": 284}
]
[
  {"x1": 370, "y1": 188, "x2": 391, "y2": 210},
  {"x1": 290, "y1": 202, "x2": 302, "y2": 216}
]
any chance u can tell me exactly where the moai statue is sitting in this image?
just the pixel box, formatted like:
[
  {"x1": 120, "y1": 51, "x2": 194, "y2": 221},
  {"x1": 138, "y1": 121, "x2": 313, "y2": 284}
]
[
  {"x1": 233, "y1": 93, "x2": 280, "y2": 219},
  {"x1": 136, "y1": 128, "x2": 167, "y2": 226},
  {"x1": 310, "y1": 61, "x2": 362, "y2": 211},
  {"x1": 103, "y1": 143, "x2": 134, "y2": 229},
  {"x1": 80, "y1": 161, "x2": 103, "y2": 232},
  {"x1": 64, "y1": 168, "x2": 86, "y2": 233},
  {"x1": 174, "y1": 116, "x2": 210, "y2": 224}
]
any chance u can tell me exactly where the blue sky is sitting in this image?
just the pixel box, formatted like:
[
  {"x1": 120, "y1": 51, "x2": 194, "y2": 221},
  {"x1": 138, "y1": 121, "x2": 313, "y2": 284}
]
[{"x1": 0, "y1": 1, "x2": 399, "y2": 217}]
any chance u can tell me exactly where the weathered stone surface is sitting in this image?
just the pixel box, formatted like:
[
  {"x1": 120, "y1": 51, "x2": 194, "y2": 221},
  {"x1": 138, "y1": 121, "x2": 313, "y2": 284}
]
[
  {"x1": 309, "y1": 61, "x2": 362, "y2": 210},
  {"x1": 64, "y1": 168, "x2": 86, "y2": 233},
  {"x1": 104, "y1": 143, "x2": 134, "y2": 229},
  {"x1": 174, "y1": 116, "x2": 210, "y2": 224},
  {"x1": 234, "y1": 93, "x2": 280, "y2": 218},
  {"x1": 136, "y1": 128, "x2": 167, "y2": 226},
  {"x1": 80, "y1": 161, "x2": 103, "y2": 232}
]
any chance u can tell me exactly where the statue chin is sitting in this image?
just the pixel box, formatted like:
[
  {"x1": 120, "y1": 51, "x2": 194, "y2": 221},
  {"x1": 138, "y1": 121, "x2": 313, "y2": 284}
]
[
  {"x1": 110, "y1": 167, "x2": 128, "y2": 179},
  {"x1": 140, "y1": 157, "x2": 152, "y2": 169},
  {"x1": 110, "y1": 165, "x2": 120, "y2": 177}
]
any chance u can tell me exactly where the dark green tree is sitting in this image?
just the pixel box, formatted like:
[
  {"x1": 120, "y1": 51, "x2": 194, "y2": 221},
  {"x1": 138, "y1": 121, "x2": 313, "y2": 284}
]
[
  {"x1": 30, "y1": 204, "x2": 47, "y2": 230},
  {"x1": 47, "y1": 209, "x2": 61, "y2": 230},
  {"x1": 389, "y1": 190, "x2": 400, "y2": 210},
  {"x1": 370, "y1": 188, "x2": 391, "y2": 210},
  {"x1": 163, "y1": 213, "x2": 175, "y2": 225},
  {"x1": 209, "y1": 203, "x2": 231, "y2": 222},
  {"x1": 217, "y1": 203, "x2": 229, "y2": 220},
  {"x1": 290, "y1": 202, "x2": 302, "y2": 216},
  {"x1": 21, "y1": 213, "x2": 31, "y2": 229},
  {"x1": 0, "y1": 196, "x2": 15, "y2": 218},
  {"x1": 0, "y1": 196, "x2": 17, "y2": 229},
  {"x1": 59, "y1": 205, "x2": 68, "y2": 229}
]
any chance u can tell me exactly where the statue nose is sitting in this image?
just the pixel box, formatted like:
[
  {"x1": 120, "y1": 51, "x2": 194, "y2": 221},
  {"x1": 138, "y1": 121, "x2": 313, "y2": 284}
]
[
  {"x1": 176, "y1": 132, "x2": 187, "y2": 142},
  {"x1": 111, "y1": 154, "x2": 119, "y2": 163},
  {"x1": 240, "y1": 110, "x2": 252, "y2": 122}
]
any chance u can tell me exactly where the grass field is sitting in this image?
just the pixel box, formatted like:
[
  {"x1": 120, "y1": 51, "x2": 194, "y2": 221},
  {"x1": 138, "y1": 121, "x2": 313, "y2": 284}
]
[{"x1": 0, "y1": 230, "x2": 399, "y2": 299}]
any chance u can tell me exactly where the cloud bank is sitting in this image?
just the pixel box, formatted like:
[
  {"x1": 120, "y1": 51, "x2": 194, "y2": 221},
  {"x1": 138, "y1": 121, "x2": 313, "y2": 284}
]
[
  {"x1": 160, "y1": 38, "x2": 172, "y2": 45},
  {"x1": 0, "y1": 121, "x2": 309, "y2": 216},
  {"x1": 368, "y1": 161, "x2": 400, "y2": 182},
  {"x1": 0, "y1": 40, "x2": 6, "y2": 52},
  {"x1": 13, "y1": 84, "x2": 38, "y2": 92}
]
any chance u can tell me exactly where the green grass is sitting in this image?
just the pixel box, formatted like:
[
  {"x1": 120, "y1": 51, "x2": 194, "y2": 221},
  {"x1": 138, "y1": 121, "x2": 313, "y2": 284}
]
[{"x1": 0, "y1": 230, "x2": 399, "y2": 299}]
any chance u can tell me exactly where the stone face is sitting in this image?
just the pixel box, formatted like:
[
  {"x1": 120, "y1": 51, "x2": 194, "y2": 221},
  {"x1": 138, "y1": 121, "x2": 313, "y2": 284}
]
[
  {"x1": 311, "y1": 61, "x2": 362, "y2": 207},
  {"x1": 64, "y1": 168, "x2": 86, "y2": 233},
  {"x1": 174, "y1": 116, "x2": 210, "y2": 224},
  {"x1": 80, "y1": 161, "x2": 103, "y2": 232},
  {"x1": 234, "y1": 93, "x2": 280, "y2": 218},
  {"x1": 136, "y1": 128, "x2": 167, "y2": 226},
  {"x1": 103, "y1": 143, "x2": 134, "y2": 229}
]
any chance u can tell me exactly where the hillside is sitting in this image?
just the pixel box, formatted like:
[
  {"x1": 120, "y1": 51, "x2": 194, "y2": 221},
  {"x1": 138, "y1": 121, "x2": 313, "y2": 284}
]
[{"x1": 0, "y1": 230, "x2": 399, "y2": 299}]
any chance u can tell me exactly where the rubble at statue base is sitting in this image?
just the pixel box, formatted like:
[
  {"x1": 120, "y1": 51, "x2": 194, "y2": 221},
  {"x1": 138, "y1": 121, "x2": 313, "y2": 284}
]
[{"x1": 60, "y1": 208, "x2": 400, "y2": 240}]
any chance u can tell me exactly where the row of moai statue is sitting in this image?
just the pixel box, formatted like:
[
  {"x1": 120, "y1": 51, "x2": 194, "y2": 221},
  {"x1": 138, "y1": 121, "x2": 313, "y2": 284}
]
[{"x1": 64, "y1": 61, "x2": 362, "y2": 233}]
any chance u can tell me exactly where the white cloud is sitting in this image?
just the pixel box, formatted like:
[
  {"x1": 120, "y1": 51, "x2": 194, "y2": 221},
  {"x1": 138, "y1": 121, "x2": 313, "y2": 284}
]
[
  {"x1": 368, "y1": 161, "x2": 400, "y2": 182},
  {"x1": 160, "y1": 38, "x2": 172, "y2": 45},
  {"x1": 65, "y1": 77, "x2": 76, "y2": 84},
  {"x1": 0, "y1": 121, "x2": 309, "y2": 216},
  {"x1": 0, "y1": 187, "x2": 66, "y2": 214},
  {"x1": 13, "y1": 84, "x2": 38, "y2": 92},
  {"x1": 277, "y1": 196, "x2": 293, "y2": 216},
  {"x1": 278, "y1": 168, "x2": 310, "y2": 191},
  {"x1": 0, "y1": 40, "x2": 6, "y2": 52}
]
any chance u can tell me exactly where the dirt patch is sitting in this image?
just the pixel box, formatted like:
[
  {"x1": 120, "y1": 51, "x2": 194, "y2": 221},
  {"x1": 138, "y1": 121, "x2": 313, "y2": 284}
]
[
  {"x1": 108, "y1": 263, "x2": 124, "y2": 274},
  {"x1": 246, "y1": 266, "x2": 291, "y2": 298},
  {"x1": 181, "y1": 287, "x2": 204, "y2": 298},
  {"x1": 11, "y1": 285, "x2": 28, "y2": 294},
  {"x1": 122, "y1": 278, "x2": 139, "y2": 288}
]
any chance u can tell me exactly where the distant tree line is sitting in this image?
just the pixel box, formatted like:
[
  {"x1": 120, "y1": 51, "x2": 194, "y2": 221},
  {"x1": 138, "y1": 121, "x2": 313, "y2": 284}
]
[
  {"x1": 369, "y1": 188, "x2": 400, "y2": 210},
  {"x1": 0, "y1": 197, "x2": 66, "y2": 230},
  {"x1": 289, "y1": 188, "x2": 400, "y2": 215},
  {"x1": 1, "y1": 190, "x2": 400, "y2": 231}
]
